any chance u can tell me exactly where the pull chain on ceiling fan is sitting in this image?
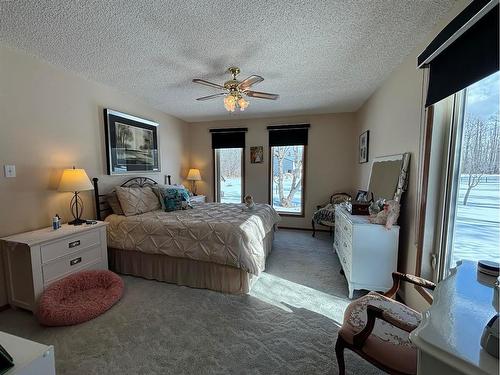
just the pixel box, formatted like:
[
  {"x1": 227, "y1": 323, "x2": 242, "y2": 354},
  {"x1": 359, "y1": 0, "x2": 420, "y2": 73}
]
[{"x1": 192, "y1": 67, "x2": 279, "y2": 112}]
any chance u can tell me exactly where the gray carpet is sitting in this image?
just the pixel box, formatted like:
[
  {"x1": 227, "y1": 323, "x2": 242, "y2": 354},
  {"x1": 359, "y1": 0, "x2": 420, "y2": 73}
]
[{"x1": 0, "y1": 230, "x2": 382, "y2": 375}]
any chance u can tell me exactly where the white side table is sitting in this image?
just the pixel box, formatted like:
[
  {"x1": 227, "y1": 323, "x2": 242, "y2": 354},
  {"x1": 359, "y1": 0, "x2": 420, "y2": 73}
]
[
  {"x1": 410, "y1": 261, "x2": 499, "y2": 375},
  {"x1": 190, "y1": 195, "x2": 206, "y2": 203},
  {"x1": 0, "y1": 331, "x2": 55, "y2": 375},
  {"x1": 1, "y1": 222, "x2": 108, "y2": 311}
]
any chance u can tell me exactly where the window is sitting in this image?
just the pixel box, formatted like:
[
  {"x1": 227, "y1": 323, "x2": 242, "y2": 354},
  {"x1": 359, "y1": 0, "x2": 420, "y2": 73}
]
[
  {"x1": 267, "y1": 124, "x2": 309, "y2": 216},
  {"x1": 270, "y1": 146, "x2": 305, "y2": 215},
  {"x1": 440, "y1": 72, "x2": 500, "y2": 277},
  {"x1": 210, "y1": 127, "x2": 247, "y2": 203},
  {"x1": 214, "y1": 148, "x2": 244, "y2": 203},
  {"x1": 421, "y1": 72, "x2": 500, "y2": 282}
]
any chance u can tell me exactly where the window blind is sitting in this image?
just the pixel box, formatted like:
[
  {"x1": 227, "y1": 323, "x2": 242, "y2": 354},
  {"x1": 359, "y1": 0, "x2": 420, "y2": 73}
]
[
  {"x1": 418, "y1": 0, "x2": 499, "y2": 107},
  {"x1": 210, "y1": 127, "x2": 247, "y2": 149},
  {"x1": 267, "y1": 124, "x2": 310, "y2": 146}
]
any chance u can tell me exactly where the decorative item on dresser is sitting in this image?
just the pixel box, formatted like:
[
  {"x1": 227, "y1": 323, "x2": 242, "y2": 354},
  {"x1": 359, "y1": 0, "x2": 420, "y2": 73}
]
[
  {"x1": 334, "y1": 205, "x2": 400, "y2": 298},
  {"x1": 0, "y1": 331, "x2": 55, "y2": 375},
  {"x1": 57, "y1": 167, "x2": 94, "y2": 225},
  {"x1": 186, "y1": 168, "x2": 202, "y2": 195},
  {"x1": 1, "y1": 222, "x2": 108, "y2": 311}
]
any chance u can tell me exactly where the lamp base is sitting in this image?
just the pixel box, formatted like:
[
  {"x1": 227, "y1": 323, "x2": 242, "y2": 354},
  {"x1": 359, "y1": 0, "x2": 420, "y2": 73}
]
[{"x1": 68, "y1": 218, "x2": 86, "y2": 226}]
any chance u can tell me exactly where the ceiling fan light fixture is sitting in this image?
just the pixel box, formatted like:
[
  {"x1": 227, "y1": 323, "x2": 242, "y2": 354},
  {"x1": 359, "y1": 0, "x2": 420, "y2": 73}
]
[
  {"x1": 193, "y1": 67, "x2": 278, "y2": 113},
  {"x1": 238, "y1": 97, "x2": 249, "y2": 111},
  {"x1": 224, "y1": 95, "x2": 237, "y2": 112}
]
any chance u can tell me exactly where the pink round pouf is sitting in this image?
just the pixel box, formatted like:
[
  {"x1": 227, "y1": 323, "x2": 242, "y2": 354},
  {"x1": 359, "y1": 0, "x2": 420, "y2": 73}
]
[{"x1": 36, "y1": 270, "x2": 124, "y2": 326}]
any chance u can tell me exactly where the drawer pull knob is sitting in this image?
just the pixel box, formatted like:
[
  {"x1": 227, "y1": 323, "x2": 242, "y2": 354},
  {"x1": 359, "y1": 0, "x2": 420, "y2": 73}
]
[
  {"x1": 68, "y1": 240, "x2": 81, "y2": 248},
  {"x1": 70, "y1": 257, "x2": 82, "y2": 266}
]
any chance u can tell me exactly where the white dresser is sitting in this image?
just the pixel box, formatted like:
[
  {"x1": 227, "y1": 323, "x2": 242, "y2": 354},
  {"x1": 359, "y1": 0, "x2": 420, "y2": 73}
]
[
  {"x1": 190, "y1": 195, "x2": 206, "y2": 203},
  {"x1": 0, "y1": 331, "x2": 55, "y2": 375},
  {"x1": 1, "y1": 222, "x2": 108, "y2": 311},
  {"x1": 410, "y1": 261, "x2": 499, "y2": 375},
  {"x1": 334, "y1": 206, "x2": 399, "y2": 298}
]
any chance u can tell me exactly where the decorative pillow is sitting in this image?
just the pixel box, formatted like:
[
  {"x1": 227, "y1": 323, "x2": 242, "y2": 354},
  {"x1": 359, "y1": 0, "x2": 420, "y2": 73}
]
[
  {"x1": 106, "y1": 191, "x2": 124, "y2": 215},
  {"x1": 115, "y1": 186, "x2": 161, "y2": 216},
  {"x1": 155, "y1": 186, "x2": 191, "y2": 212}
]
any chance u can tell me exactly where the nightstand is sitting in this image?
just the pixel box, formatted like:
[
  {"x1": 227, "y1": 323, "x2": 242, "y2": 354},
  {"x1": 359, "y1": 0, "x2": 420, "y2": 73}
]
[
  {"x1": 1, "y1": 222, "x2": 108, "y2": 311},
  {"x1": 190, "y1": 195, "x2": 206, "y2": 203}
]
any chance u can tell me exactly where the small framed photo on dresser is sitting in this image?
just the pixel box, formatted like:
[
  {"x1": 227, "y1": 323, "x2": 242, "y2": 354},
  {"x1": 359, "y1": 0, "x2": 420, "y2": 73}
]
[{"x1": 359, "y1": 130, "x2": 369, "y2": 163}]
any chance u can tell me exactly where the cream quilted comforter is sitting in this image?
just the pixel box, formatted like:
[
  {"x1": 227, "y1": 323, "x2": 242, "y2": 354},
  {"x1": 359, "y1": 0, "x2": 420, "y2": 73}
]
[{"x1": 105, "y1": 202, "x2": 280, "y2": 275}]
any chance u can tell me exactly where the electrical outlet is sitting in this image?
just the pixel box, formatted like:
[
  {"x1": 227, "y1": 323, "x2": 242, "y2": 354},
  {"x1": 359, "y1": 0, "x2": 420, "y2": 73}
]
[{"x1": 4, "y1": 165, "x2": 16, "y2": 178}]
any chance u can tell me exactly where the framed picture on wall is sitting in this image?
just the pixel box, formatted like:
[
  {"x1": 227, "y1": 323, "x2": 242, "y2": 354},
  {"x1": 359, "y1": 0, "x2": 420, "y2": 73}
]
[
  {"x1": 104, "y1": 109, "x2": 160, "y2": 175},
  {"x1": 359, "y1": 130, "x2": 369, "y2": 164},
  {"x1": 250, "y1": 146, "x2": 264, "y2": 163}
]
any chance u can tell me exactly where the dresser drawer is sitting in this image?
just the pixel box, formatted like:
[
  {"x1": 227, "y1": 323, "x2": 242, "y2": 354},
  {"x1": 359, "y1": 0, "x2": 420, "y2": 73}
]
[
  {"x1": 42, "y1": 245, "x2": 102, "y2": 284},
  {"x1": 40, "y1": 230, "x2": 100, "y2": 264}
]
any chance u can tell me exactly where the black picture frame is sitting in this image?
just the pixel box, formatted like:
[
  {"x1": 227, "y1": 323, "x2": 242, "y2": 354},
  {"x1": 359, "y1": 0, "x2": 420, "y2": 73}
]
[
  {"x1": 104, "y1": 109, "x2": 160, "y2": 175},
  {"x1": 355, "y1": 190, "x2": 368, "y2": 202},
  {"x1": 359, "y1": 130, "x2": 369, "y2": 164}
]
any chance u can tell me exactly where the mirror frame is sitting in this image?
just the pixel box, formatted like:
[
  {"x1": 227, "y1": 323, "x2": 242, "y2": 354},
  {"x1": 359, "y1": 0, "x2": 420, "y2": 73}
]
[{"x1": 367, "y1": 152, "x2": 411, "y2": 202}]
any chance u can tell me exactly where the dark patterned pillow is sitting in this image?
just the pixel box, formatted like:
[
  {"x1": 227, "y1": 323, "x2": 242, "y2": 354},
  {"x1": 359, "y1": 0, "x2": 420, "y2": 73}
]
[
  {"x1": 106, "y1": 191, "x2": 124, "y2": 215},
  {"x1": 157, "y1": 187, "x2": 191, "y2": 212}
]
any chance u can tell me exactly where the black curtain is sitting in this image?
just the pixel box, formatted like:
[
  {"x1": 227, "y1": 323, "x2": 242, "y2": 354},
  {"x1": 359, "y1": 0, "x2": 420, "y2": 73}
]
[
  {"x1": 268, "y1": 124, "x2": 310, "y2": 146},
  {"x1": 418, "y1": 0, "x2": 499, "y2": 106},
  {"x1": 210, "y1": 128, "x2": 247, "y2": 149}
]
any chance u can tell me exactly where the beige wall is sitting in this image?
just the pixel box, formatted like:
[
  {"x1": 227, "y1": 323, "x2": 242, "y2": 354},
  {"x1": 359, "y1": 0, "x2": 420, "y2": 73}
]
[
  {"x1": 353, "y1": 1, "x2": 468, "y2": 311},
  {"x1": 188, "y1": 113, "x2": 357, "y2": 228},
  {"x1": 0, "y1": 45, "x2": 190, "y2": 306}
]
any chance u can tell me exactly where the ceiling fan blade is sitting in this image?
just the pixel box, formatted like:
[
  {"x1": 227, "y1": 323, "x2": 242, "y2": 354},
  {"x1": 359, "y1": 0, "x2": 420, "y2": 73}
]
[
  {"x1": 245, "y1": 90, "x2": 279, "y2": 100},
  {"x1": 238, "y1": 75, "x2": 264, "y2": 90},
  {"x1": 196, "y1": 93, "x2": 226, "y2": 101},
  {"x1": 192, "y1": 79, "x2": 225, "y2": 90}
]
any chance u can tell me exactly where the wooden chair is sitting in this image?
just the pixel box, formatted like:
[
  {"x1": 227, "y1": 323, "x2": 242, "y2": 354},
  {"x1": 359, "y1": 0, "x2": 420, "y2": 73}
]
[
  {"x1": 335, "y1": 272, "x2": 436, "y2": 375},
  {"x1": 312, "y1": 193, "x2": 351, "y2": 237}
]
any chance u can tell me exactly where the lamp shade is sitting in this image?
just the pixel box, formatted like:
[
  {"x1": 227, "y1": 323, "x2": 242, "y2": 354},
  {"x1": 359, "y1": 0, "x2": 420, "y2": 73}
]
[
  {"x1": 186, "y1": 168, "x2": 202, "y2": 181},
  {"x1": 58, "y1": 168, "x2": 94, "y2": 192}
]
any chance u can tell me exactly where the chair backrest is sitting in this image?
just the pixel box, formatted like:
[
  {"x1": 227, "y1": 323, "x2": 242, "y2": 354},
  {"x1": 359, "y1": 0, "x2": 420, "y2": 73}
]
[{"x1": 330, "y1": 193, "x2": 351, "y2": 205}]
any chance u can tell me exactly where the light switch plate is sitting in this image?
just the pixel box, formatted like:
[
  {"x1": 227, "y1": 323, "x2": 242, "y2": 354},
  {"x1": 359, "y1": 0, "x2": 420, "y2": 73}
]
[{"x1": 4, "y1": 165, "x2": 16, "y2": 178}]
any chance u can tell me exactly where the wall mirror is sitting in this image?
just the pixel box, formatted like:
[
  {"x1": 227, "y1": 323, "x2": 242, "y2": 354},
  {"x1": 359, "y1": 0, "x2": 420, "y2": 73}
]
[{"x1": 368, "y1": 153, "x2": 411, "y2": 202}]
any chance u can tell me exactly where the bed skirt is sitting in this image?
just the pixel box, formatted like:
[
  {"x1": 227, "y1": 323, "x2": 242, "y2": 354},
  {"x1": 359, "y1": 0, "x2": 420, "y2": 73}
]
[{"x1": 108, "y1": 229, "x2": 274, "y2": 294}]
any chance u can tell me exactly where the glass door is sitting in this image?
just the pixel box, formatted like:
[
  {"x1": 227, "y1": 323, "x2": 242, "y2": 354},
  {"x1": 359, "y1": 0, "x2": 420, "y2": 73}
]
[{"x1": 214, "y1": 148, "x2": 244, "y2": 203}]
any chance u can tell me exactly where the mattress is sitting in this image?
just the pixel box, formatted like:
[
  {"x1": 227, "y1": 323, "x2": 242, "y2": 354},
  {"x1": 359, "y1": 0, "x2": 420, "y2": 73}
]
[{"x1": 105, "y1": 202, "x2": 280, "y2": 275}]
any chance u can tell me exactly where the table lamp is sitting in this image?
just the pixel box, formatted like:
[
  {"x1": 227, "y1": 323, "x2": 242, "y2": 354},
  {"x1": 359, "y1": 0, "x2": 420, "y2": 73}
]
[
  {"x1": 58, "y1": 167, "x2": 94, "y2": 225},
  {"x1": 186, "y1": 168, "x2": 201, "y2": 195}
]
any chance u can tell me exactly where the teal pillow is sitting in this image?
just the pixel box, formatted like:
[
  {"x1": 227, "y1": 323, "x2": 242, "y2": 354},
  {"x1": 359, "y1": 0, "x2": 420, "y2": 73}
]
[{"x1": 159, "y1": 187, "x2": 191, "y2": 212}]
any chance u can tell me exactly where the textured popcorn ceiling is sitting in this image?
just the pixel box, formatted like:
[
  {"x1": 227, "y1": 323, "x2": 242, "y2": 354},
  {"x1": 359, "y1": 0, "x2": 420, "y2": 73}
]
[{"x1": 0, "y1": 0, "x2": 455, "y2": 122}]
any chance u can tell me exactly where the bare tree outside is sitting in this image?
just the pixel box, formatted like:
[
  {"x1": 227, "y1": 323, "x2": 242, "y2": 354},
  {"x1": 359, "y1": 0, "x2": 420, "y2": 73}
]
[
  {"x1": 460, "y1": 113, "x2": 500, "y2": 205},
  {"x1": 272, "y1": 146, "x2": 304, "y2": 212}
]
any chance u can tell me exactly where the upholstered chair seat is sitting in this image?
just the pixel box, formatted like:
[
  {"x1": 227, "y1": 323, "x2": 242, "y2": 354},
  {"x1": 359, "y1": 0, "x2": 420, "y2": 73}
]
[
  {"x1": 339, "y1": 292, "x2": 421, "y2": 374},
  {"x1": 335, "y1": 272, "x2": 436, "y2": 375}
]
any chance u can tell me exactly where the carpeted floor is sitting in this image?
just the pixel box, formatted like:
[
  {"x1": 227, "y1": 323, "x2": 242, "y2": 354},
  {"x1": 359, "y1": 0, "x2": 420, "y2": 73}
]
[{"x1": 0, "y1": 229, "x2": 382, "y2": 374}]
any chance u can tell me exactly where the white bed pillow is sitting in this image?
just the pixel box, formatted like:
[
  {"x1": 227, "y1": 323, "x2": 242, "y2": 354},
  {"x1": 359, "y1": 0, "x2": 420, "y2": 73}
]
[{"x1": 115, "y1": 186, "x2": 161, "y2": 216}]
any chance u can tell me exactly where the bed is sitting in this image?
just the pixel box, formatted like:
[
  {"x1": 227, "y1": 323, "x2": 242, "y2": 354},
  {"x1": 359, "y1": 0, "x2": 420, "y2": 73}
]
[{"x1": 93, "y1": 176, "x2": 280, "y2": 293}]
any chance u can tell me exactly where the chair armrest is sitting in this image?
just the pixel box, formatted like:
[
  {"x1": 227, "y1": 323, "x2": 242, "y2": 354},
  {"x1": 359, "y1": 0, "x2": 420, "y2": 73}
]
[
  {"x1": 352, "y1": 305, "x2": 418, "y2": 348},
  {"x1": 384, "y1": 272, "x2": 436, "y2": 299}
]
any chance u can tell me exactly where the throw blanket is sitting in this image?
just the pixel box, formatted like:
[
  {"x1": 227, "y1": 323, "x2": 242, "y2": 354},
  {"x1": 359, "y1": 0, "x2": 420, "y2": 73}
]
[
  {"x1": 312, "y1": 204, "x2": 336, "y2": 224},
  {"x1": 105, "y1": 203, "x2": 280, "y2": 275}
]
